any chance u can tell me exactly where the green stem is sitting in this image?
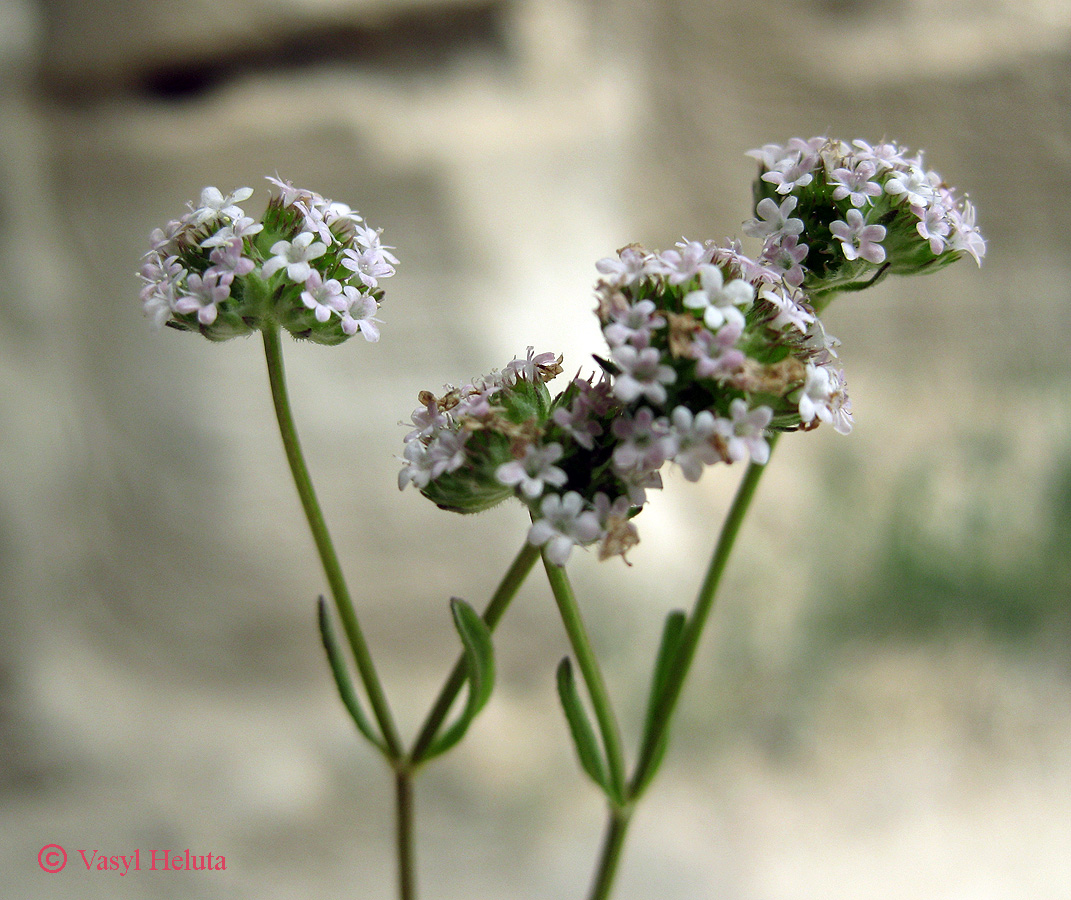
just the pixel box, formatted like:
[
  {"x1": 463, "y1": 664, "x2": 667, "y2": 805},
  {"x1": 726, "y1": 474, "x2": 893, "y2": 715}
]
[
  {"x1": 587, "y1": 808, "x2": 631, "y2": 900},
  {"x1": 410, "y1": 541, "x2": 541, "y2": 765},
  {"x1": 630, "y1": 433, "x2": 780, "y2": 796},
  {"x1": 395, "y1": 769, "x2": 416, "y2": 900},
  {"x1": 584, "y1": 436, "x2": 780, "y2": 900},
  {"x1": 261, "y1": 325, "x2": 404, "y2": 760},
  {"x1": 542, "y1": 553, "x2": 628, "y2": 804}
]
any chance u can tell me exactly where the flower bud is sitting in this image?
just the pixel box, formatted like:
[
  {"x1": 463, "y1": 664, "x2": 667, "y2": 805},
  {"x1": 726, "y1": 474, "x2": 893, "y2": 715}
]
[{"x1": 139, "y1": 177, "x2": 395, "y2": 344}]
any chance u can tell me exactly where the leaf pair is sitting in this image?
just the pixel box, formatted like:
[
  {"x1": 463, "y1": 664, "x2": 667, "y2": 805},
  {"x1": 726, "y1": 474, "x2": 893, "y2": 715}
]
[
  {"x1": 557, "y1": 609, "x2": 687, "y2": 804},
  {"x1": 318, "y1": 596, "x2": 494, "y2": 763}
]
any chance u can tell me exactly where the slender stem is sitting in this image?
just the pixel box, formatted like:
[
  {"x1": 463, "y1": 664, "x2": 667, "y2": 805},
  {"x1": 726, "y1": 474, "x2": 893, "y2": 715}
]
[
  {"x1": 261, "y1": 325, "x2": 404, "y2": 760},
  {"x1": 542, "y1": 553, "x2": 628, "y2": 803},
  {"x1": 630, "y1": 433, "x2": 780, "y2": 796},
  {"x1": 581, "y1": 438, "x2": 780, "y2": 900},
  {"x1": 587, "y1": 808, "x2": 631, "y2": 900},
  {"x1": 410, "y1": 541, "x2": 541, "y2": 765},
  {"x1": 395, "y1": 769, "x2": 416, "y2": 900}
]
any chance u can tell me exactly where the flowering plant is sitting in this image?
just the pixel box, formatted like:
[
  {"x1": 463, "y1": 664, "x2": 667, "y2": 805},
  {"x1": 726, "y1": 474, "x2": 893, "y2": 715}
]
[{"x1": 140, "y1": 138, "x2": 982, "y2": 900}]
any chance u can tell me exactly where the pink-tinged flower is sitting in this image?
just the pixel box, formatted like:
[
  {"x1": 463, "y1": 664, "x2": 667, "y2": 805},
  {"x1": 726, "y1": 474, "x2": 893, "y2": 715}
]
[
  {"x1": 690, "y1": 323, "x2": 745, "y2": 380},
  {"x1": 611, "y1": 345, "x2": 677, "y2": 405},
  {"x1": 682, "y1": 264, "x2": 755, "y2": 331},
  {"x1": 721, "y1": 399, "x2": 772, "y2": 465},
  {"x1": 759, "y1": 233, "x2": 809, "y2": 288},
  {"x1": 341, "y1": 245, "x2": 396, "y2": 289},
  {"x1": 912, "y1": 204, "x2": 951, "y2": 255},
  {"x1": 527, "y1": 492, "x2": 602, "y2": 566},
  {"x1": 261, "y1": 232, "x2": 327, "y2": 283},
  {"x1": 206, "y1": 236, "x2": 255, "y2": 279},
  {"x1": 665, "y1": 406, "x2": 722, "y2": 481},
  {"x1": 506, "y1": 346, "x2": 561, "y2": 381},
  {"x1": 830, "y1": 209, "x2": 887, "y2": 264},
  {"x1": 300, "y1": 271, "x2": 347, "y2": 323},
  {"x1": 829, "y1": 160, "x2": 883, "y2": 208},
  {"x1": 761, "y1": 151, "x2": 817, "y2": 194},
  {"x1": 851, "y1": 140, "x2": 909, "y2": 171},
  {"x1": 655, "y1": 239, "x2": 716, "y2": 285},
  {"x1": 744, "y1": 196, "x2": 804, "y2": 240},
  {"x1": 174, "y1": 270, "x2": 232, "y2": 326},
  {"x1": 602, "y1": 299, "x2": 665, "y2": 348},
  {"x1": 495, "y1": 443, "x2": 568, "y2": 500},
  {"x1": 611, "y1": 407, "x2": 671, "y2": 473}
]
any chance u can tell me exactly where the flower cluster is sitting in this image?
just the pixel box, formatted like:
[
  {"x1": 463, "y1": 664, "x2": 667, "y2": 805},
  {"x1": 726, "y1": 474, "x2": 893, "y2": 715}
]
[
  {"x1": 745, "y1": 137, "x2": 985, "y2": 303},
  {"x1": 400, "y1": 238, "x2": 851, "y2": 565},
  {"x1": 593, "y1": 238, "x2": 852, "y2": 471},
  {"x1": 399, "y1": 137, "x2": 983, "y2": 566},
  {"x1": 139, "y1": 178, "x2": 396, "y2": 344},
  {"x1": 398, "y1": 348, "x2": 645, "y2": 565}
]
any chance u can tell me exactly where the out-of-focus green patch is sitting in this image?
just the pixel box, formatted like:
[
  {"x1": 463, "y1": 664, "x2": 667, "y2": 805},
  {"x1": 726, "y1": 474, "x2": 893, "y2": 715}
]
[{"x1": 811, "y1": 448, "x2": 1071, "y2": 647}]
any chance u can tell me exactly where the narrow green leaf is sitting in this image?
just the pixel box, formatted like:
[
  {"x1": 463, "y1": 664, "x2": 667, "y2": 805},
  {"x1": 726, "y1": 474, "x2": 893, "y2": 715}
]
[
  {"x1": 556, "y1": 657, "x2": 611, "y2": 795},
  {"x1": 633, "y1": 610, "x2": 687, "y2": 797},
  {"x1": 424, "y1": 598, "x2": 496, "y2": 760},
  {"x1": 317, "y1": 597, "x2": 386, "y2": 753}
]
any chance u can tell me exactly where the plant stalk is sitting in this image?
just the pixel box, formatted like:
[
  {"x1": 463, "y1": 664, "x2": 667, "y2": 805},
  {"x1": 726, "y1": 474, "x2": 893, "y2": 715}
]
[{"x1": 261, "y1": 324, "x2": 403, "y2": 760}]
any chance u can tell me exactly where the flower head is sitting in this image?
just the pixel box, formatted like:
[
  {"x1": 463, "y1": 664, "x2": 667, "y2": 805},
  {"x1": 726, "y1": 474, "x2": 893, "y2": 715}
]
[{"x1": 139, "y1": 178, "x2": 396, "y2": 344}]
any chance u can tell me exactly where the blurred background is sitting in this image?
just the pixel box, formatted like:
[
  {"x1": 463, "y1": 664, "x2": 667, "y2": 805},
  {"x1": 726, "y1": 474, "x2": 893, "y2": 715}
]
[{"x1": 2, "y1": 0, "x2": 1070, "y2": 897}]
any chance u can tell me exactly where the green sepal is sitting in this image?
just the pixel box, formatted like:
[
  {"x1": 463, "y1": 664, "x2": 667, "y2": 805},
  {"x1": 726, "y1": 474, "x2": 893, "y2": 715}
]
[
  {"x1": 317, "y1": 596, "x2": 388, "y2": 754},
  {"x1": 423, "y1": 598, "x2": 496, "y2": 760},
  {"x1": 633, "y1": 609, "x2": 687, "y2": 798},
  {"x1": 556, "y1": 657, "x2": 613, "y2": 797}
]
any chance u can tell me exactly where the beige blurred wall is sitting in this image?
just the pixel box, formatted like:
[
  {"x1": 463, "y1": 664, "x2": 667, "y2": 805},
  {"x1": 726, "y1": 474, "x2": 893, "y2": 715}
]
[{"x1": 2, "y1": 1, "x2": 1070, "y2": 898}]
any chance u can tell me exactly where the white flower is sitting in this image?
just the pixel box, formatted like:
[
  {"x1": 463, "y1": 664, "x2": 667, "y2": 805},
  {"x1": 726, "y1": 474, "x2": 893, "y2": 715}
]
[
  {"x1": 596, "y1": 246, "x2": 652, "y2": 285},
  {"x1": 261, "y1": 232, "x2": 328, "y2": 283},
  {"x1": 743, "y1": 196, "x2": 804, "y2": 240},
  {"x1": 527, "y1": 492, "x2": 602, "y2": 566},
  {"x1": 655, "y1": 239, "x2": 716, "y2": 285},
  {"x1": 339, "y1": 288, "x2": 381, "y2": 341},
  {"x1": 884, "y1": 165, "x2": 935, "y2": 208},
  {"x1": 495, "y1": 443, "x2": 568, "y2": 500},
  {"x1": 682, "y1": 264, "x2": 755, "y2": 330},
  {"x1": 797, "y1": 363, "x2": 853, "y2": 434},
  {"x1": 189, "y1": 186, "x2": 254, "y2": 225},
  {"x1": 760, "y1": 284, "x2": 815, "y2": 333},
  {"x1": 200, "y1": 216, "x2": 263, "y2": 248},
  {"x1": 798, "y1": 362, "x2": 832, "y2": 426},
  {"x1": 913, "y1": 203, "x2": 951, "y2": 255},
  {"x1": 300, "y1": 272, "x2": 346, "y2": 323},
  {"x1": 398, "y1": 440, "x2": 435, "y2": 490}
]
